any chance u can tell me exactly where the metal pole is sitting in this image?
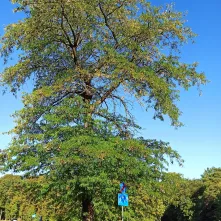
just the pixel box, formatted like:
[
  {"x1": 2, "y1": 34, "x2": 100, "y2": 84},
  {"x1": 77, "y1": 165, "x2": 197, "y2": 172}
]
[{"x1": 122, "y1": 206, "x2": 124, "y2": 221}]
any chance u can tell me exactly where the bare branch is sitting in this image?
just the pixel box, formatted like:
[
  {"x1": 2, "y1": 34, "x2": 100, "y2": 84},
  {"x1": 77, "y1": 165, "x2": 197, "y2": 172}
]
[{"x1": 111, "y1": 95, "x2": 133, "y2": 119}]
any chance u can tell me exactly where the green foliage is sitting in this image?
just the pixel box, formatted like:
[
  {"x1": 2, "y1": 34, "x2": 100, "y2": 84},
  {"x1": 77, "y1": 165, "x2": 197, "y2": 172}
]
[
  {"x1": 0, "y1": 175, "x2": 21, "y2": 220},
  {"x1": 161, "y1": 168, "x2": 221, "y2": 221},
  {"x1": 192, "y1": 168, "x2": 221, "y2": 221},
  {"x1": 40, "y1": 134, "x2": 183, "y2": 220},
  {"x1": 162, "y1": 175, "x2": 203, "y2": 221},
  {"x1": 0, "y1": 0, "x2": 207, "y2": 220},
  {"x1": 2, "y1": 168, "x2": 221, "y2": 221},
  {"x1": 1, "y1": 0, "x2": 207, "y2": 128}
]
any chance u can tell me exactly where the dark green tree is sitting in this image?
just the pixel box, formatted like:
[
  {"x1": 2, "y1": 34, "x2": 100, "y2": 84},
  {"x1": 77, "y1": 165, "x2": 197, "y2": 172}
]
[
  {"x1": 193, "y1": 168, "x2": 221, "y2": 221},
  {"x1": 0, "y1": 0, "x2": 207, "y2": 220},
  {"x1": 162, "y1": 175, "x2": 203, "y2": 221},
  {"x1": 161, "y1": 168, "x2": 221, "y2": 221}
]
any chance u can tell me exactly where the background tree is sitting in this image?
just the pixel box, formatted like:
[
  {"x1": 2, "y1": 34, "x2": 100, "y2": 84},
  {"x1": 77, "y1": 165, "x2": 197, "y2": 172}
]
[
  {"x1": 0, "y1": 0, "x2": 207, "y2": 220},
  {"x1": 0, "y1": 175, "x2": 58, "y2": 220},
  {"x1": 162, "y1": 174, "x2": 203, "y2": 221},
  {"x1": 192, "y1": 168, "x2": 221, "y2": 221},
  {"x1": 161, "y1": 168, "x2": 221, "y2": 221},
  {"x1": 0, "y1": 175, "x2": 22, "y2": 220}
]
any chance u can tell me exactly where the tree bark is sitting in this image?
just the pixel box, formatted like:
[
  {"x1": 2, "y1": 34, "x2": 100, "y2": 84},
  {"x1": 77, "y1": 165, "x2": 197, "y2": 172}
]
[{"x1": 81, "y1": 78, "x2": 94, "y2": 221}]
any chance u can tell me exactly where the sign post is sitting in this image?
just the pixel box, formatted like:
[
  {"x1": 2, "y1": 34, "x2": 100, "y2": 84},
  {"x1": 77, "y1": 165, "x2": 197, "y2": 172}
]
[
  {"x1": 122, "y1": 206, "x2": 124, "y2": 221},
  {"x1": 118, "y1": 182, "x2": 128, "y2": 221}
]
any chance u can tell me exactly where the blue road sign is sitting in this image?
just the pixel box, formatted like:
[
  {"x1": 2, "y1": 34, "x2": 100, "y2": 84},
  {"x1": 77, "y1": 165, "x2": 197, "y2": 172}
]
[
  {"x1": 118, "y1": 193, "x2": 129, "y2": 206},
  {"x1": 120, "y1": 182, "x2": 126, "y2": 193}
]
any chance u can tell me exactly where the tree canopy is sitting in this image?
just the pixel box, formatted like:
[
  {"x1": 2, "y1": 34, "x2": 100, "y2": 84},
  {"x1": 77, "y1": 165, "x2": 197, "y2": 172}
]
[{"x1": 0, "y1": 0, "x2": 207, "y2": 220}]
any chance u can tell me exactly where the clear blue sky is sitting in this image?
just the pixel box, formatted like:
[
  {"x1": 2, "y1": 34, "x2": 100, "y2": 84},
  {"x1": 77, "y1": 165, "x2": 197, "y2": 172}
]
[{"x1": 0, "y1": 0, "x2": 221, "y2": 179}]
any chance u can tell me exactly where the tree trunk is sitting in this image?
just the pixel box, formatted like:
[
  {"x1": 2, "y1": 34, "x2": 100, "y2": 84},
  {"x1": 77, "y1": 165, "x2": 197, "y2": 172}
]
[
  {"x1": 81, "y1": 79, "x2": 94, "y2": 221},
  {"x1": 82, "y1": 198, "x2": 94, "y2": 221}
]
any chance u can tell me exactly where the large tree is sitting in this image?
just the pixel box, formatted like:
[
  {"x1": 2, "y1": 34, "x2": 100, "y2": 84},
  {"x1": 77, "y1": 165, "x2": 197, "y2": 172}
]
[{"x1": 0, "y1": 0, "x2": 207, "y2": 220}]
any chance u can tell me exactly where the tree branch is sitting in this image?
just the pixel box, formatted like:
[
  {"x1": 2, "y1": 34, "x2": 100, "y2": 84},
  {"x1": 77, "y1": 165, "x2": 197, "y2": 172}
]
[
  {"x1": 107, "y1": 0, "x2": 127, "y2": 16},
  {"x1": 111, "y1": 95, "x2": 133, "y2": 119},
  {"x1": 60, "y1": 3, "x2": 79, "y2": 65},
  {"x1": 98, "y1": 2, "x2": 119, "y2": 48},
  {"x1": 60, "y1": 2, "x2": 77, "y2": 43},
  {"x1": 94, "y1": 80, "x2": 122, "y2": 108},
  {"x1": 60, "y1": 7, "x2": 74, "y2": 48}
]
